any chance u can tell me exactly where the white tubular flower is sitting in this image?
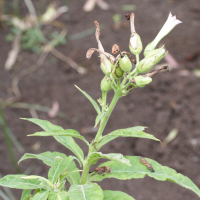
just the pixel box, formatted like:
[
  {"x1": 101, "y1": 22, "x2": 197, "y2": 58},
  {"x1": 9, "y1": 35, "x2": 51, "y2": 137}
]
[{"x1": 144, "y1": 12, "x2": 182, "y2": 56}]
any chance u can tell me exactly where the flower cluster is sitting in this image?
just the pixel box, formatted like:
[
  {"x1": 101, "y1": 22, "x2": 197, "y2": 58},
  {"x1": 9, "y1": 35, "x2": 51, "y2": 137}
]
[{"x1": 86, "y1": 12, "x2": 182, "y2": 95}]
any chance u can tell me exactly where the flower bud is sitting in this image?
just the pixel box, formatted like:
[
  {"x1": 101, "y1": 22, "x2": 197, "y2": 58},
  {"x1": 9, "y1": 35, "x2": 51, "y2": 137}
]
[
  {"x1": 137, "y1": 47, "x2": 166, "y2": 73},
  {"x1": 134, "y1": 76, "x2": 152, "y2": 87},
  {"x1": 112, "y1": 62, "x2": 124, "y2": 79},
  {"x1": 129, "y1": 33, "x2": 143, "y2": 55},
  {"x1": 101, "y1": 76, "x2": 112, "y2": 92},
  {"x1": 119, "y1": 55, "x2": 132, "y2": 72},
  {"x1": 144, "y1": 42, "x2": 154, "y2": 57},
  {"x1": 101, "y1": 59, "x2": 113, "y2": 75}
]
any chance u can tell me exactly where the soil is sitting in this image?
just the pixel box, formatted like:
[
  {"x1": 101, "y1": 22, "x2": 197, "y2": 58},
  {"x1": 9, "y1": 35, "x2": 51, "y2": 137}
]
[{"x1": 1, "y1": 0, "x2": 200, "y2": 199}]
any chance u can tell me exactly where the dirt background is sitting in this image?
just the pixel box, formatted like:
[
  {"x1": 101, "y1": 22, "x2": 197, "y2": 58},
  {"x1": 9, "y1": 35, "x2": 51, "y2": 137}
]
[{"x1": 1, "y1": 0, "x2": 200, "y2": 199}]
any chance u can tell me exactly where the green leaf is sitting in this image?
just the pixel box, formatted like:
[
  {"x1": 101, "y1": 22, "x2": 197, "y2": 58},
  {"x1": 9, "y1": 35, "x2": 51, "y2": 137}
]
[
  {"x1": 75, "y1": 85, "x2": 101, "y2": 114},
  {"x1": 48, "y1": 191, "x2": 69, "y2": 200},
  {"x1": 32, "y1": 191, "x2": 49, "y2": 200},
  {"x1": 54, "y1": 136, "x2": 84, "y2": 165},
  {"x1": 18, "y1": 151, "x2": 67, "y2": 166},
  {"x1": 64, "y1": 156, "x2": 81, "y2": 185},
  {"x1": 29, "y1": 129, "x2": 89, "y2": 146},
  {"x1": 91, "y1": 156, "x2": 200, "y2": 198},
  {"x1": 0, "y1": 175, "x2": 41, "y2": 189},
  {"x1": 87, "y1": 152, "x2": 130, "y2": 166},
  {"x1": 22, "y1": 118, "x2": 84, "y2": 165},
  {"x1": 21, "y1": 190, "x2": 32, "y2": 200},
  {"x1": 20, "y1": 176, "x2": 54, "y2": 191},
  {"x1": 98, "y1": 126, "x2": 159, "y2": 149},
  {"x1": 103, "y1": 190, "x2": 135, "y2": 200},
  {"x1": 48, "y1": 156, "x2": 68, "y2": 184},
  {"x1": 21, "y1": 118, "x2": 63, "y2": 132},
  {"x1": 68, "y1": 183, "x2": 103, "y2": 200}
]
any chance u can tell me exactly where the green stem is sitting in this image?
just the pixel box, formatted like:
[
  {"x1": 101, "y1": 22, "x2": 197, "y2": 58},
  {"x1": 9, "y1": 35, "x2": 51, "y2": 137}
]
[
  {"x1": 102, "y1": 91, "x2": 107, "y2": 112},
  {"x1": 94, "y1": 90, "x2": 121, "y2": 143},
  {"x1": 80, "y1": 90, "x2": 121, "y2": 184}
]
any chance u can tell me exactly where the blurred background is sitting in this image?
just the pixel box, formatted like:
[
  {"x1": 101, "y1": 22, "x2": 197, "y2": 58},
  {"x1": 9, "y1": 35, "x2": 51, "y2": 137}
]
[{"x1": 0, "y1": 0, "x2": 200, "y2": 199}]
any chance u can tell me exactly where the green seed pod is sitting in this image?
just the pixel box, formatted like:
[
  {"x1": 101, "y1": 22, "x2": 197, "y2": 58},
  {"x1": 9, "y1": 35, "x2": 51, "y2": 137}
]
[
  {"x1": 134, "y1": 76, "x2": 152, "y2": 87},
  {"x1": 137, "y1": 47, "x2": 166, "y2": 73},
  {"x1": 101, "y1": 76, "x2": 112, "y2": 92},
  {"x1": 101, "y1": 59, "x2": 113, "y2": 75},
  {"x1": 119, "y1": 55, "x2": 132, "y2": 72},
  {"x1": 112, "y1": 62, "x2": 124, "y2": 79},
  {"x1": 129, "y1": 33, "x2": 143, "y2": 55}
]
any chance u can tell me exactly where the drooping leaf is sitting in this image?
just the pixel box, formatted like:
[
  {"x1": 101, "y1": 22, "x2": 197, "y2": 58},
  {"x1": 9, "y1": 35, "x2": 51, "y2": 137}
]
[
  {"x1": 87, "y1": 152, "x2": 130, "y2": 166},
  {"x1": 68, "y1": 183, "x2": 103, "y2": 200},
  {"x1": 90, "y1": 156, "x2": 200, "y2": 198},
  {"x1": 48, "y1": 191, "x2": 69, "y2": 200},
  {"x1": 22, "y1": 118, "x2": 84, "y2": 165},
  {"x1": 18, "y1": 151, "x2": 67, "y2": 166},
  {"x1": 0, "y1": 175, "x2": 41, "y2": 189},
  {"x1": 32, "y1": 191, "x2": 49, "y2": 200},
  {"x1": 75, "y1": 85, "x2": 101, "y2": 114},
  {"x1": 48, "y1": 156, "x2": 68, "y2": 184},
  {"x1": 29, "y1": 129, "x2": 89, "y2": 146},
  {"x1": 54, "y1": 136, "x2": 84, "y2": 165},
  {"x1": 21, "y1": 190, "x2": 32, "y2": 200},
  {"x1": 98, "y1": 126, "x2": 159, "y2": 149},
  {"x1": 103, "y1": 190, "x2": 135, "y2": 200}
]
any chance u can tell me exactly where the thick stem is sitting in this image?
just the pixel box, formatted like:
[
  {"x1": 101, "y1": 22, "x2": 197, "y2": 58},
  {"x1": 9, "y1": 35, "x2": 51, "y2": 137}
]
[{"x1": 80, "y1": 90, "x2": 121, "y2": 184}]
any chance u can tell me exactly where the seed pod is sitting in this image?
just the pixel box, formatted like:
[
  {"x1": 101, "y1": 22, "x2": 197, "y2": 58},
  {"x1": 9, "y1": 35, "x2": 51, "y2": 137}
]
[
  {"x1": 119, "y1": 55, "x2": 132, "y2": 72},
  {"x1": 112, "y1": 62, "x2": 124, "y2": 79},
  {"x1": 101, "y1": 76, "x2": 112, "y2": 92},
  {"x1": 101, "y1": 59, "x2": 113, "y2": 75},
  {"x1": 129, "y1": 33, "x2": 143, "y2": 55},
  {"x1": 134, "y1": 76, "x2": 152, "y2": 87}
]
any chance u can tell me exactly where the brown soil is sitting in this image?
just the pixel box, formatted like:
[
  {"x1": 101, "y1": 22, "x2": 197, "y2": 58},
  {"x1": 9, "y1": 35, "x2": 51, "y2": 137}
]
[{"x1": 1, "y1": 0, "x2": 200, "y2": 199}]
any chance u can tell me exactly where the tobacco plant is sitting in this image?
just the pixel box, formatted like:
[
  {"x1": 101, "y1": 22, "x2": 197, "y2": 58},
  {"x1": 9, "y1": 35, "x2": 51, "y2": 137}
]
[{"x1": 1, "y1": 13, "x2": 200, "y2": 200}]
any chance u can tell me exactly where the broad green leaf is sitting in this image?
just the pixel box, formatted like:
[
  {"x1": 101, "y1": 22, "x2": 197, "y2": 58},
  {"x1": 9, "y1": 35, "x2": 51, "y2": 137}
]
[
  {"x1": 103, "y1": 190, "x2": 135, "y2": 200},
  {"x1": 68, "y1": 183, "x2": 103, "y2": 200},
  {"x1": 98, "y1": 126, "x2": 159, "y2": 149},
  {"x1": 75, "y1": 85, "x2": 101, "y2": 114},
  {"x1": 20, "y1": 176, "x2": 54, "y2": 191},
  {"x1": 29, "y1": 129, "x2": 89, "y2": 146},
  {"x1": 64, "y1": 156, "x2": 81, "y2": 185},
  {"x1": 22, "y1": 118, "x2": 84, "y2": 165},
  {"x1": 91, "y1": 156, "x2": 200, "y2": 198},
  {"x1": 87, "y1": 152, "x2": 130, "y2": 166},
  {"x1": 21, "y1": 190, "x2": 32, "y2": 200},
  {"x1": 18, "y1": 151, "x2": 67, "y2": 166},
  {"x1": 48, "y1": 157, "x2": 68, "y2": 184},
  {"x1": 0, "y1": 175, "x2": 41, "y2": 189},
  {"x1": 32, "y1": 191, "x2": 49, "y2": 200},
  {"x1": 48, "y1": 191, "x2": 69, "y2": 200}
]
